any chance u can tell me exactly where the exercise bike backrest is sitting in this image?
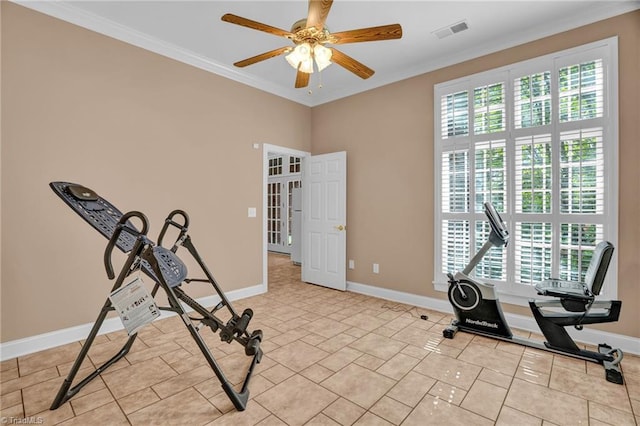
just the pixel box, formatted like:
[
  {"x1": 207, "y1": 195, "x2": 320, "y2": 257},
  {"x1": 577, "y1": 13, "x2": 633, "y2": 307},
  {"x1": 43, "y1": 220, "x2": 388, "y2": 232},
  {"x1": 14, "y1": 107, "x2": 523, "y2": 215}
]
[
  {"x1": 584, "y1": 241, "x2": 615, "y2": 296},
  {"x1": 484, "y1": 202, "x2": 509, "y2": 247}
]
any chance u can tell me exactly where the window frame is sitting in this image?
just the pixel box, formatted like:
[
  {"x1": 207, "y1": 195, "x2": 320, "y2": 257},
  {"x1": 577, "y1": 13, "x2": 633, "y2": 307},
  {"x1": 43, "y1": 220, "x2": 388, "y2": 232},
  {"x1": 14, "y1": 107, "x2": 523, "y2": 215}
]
[{"x1": 433, "y1": 37, "x2": 619, "y2": 305}]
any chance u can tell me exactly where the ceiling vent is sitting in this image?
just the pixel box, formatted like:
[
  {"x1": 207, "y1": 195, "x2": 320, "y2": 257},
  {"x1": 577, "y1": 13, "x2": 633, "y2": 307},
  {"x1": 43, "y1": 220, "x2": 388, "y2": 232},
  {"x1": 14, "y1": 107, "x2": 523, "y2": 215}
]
[{"x1": 433, "y1": 20, "x2": 469, "y2": 39}]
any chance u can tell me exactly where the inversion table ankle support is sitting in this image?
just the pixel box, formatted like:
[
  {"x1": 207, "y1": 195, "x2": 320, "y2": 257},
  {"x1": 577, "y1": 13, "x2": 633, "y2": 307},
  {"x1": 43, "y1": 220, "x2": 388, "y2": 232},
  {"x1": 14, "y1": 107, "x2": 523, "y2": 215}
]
[{"x1": 49, "y1": 181, "x2": 263, "y2": 411}]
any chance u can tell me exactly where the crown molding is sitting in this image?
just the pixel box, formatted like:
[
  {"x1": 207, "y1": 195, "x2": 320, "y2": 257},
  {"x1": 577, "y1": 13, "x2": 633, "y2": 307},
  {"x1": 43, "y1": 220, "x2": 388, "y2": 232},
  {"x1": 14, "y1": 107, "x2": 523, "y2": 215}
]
[{"x1": 11, "y1": 1, "x2": 640, "y2": 107}]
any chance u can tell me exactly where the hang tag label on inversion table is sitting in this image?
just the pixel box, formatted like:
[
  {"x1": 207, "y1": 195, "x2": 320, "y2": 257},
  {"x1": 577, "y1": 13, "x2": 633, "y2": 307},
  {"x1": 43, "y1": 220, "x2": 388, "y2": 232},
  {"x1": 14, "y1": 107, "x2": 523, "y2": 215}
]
[{"x1": 109, "y1": 276, "x2": 160, "y2": 336}]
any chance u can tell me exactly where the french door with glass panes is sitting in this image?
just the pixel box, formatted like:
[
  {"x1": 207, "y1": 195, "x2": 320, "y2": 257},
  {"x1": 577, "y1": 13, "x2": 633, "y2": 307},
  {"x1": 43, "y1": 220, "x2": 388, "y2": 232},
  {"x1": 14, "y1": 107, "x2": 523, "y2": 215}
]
[{"x1": 267, "y1": 155, "x2": 302, "y2": 254}]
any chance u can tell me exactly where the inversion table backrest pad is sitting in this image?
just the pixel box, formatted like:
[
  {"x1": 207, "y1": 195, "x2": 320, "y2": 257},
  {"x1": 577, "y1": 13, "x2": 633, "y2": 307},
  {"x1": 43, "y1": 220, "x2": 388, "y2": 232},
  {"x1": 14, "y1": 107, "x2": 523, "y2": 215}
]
[{"x1": 50, "y1": 181, "x2": 187, "y2": 287}]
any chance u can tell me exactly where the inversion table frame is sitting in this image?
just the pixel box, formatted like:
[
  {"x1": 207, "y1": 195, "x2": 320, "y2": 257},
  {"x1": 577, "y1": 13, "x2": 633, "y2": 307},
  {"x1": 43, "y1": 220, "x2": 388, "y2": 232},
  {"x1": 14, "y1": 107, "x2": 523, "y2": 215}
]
[{"x1": 49, "y1": 181, "x2": 263, "y2": 411}]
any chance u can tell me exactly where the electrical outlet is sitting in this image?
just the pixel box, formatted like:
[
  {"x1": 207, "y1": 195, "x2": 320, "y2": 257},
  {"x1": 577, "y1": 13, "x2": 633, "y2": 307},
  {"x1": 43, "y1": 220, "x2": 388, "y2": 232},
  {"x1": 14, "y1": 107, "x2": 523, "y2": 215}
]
[
  {"x1": 348, "y1": 259, "x2": 355, "y2": 269},
  {"x1": 373, "y1": 263, "x2": 379, "y2": 274}
]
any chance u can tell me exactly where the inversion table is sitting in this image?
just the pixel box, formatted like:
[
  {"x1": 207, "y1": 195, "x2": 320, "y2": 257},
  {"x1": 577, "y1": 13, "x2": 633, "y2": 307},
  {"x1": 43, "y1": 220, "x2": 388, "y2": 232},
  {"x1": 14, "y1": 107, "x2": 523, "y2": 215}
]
[{"x1": 49, "y1": 181, "x2": 263, "y2": 411}]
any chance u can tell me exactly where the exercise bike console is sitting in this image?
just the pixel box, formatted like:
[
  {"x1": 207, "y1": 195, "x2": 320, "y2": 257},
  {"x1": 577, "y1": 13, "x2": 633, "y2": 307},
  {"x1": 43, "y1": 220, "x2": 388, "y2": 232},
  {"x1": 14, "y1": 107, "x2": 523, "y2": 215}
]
[{"x1": 442, "y1": 202, "x2": 624, "y2": 384}]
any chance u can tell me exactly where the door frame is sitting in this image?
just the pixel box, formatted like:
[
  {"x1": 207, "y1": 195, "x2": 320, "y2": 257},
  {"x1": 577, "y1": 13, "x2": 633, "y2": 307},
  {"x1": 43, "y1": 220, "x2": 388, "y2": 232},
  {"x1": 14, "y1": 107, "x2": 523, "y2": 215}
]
[{"x1": 262, "y1": 144, "x2": 309, "y2": 290}]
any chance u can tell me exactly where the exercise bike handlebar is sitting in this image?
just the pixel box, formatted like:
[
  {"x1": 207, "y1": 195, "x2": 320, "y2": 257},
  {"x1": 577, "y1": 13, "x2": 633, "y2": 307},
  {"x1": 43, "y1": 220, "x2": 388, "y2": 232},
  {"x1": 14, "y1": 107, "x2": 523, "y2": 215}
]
[
  {"x1": 461, "y1": 203, "x2": 509, "y2": 276},
  {"x1": 484, "y1": 202, "x2": 509, "y2": 246}
]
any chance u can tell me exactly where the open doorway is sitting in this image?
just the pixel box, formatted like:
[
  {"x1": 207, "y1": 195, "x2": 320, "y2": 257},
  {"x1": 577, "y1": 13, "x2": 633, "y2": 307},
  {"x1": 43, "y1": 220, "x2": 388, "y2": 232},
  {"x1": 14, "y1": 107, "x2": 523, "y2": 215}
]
[{"x1": 262, "y1": 144, "x2": 309, "y2": 291}]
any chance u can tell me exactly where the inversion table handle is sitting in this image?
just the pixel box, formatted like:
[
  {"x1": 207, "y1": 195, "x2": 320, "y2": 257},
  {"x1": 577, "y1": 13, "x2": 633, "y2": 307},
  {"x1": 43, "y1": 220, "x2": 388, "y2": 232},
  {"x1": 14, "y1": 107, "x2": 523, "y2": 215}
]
[
  {"x1": 157, "y1": 210, "x2": 190, "y2": 252},
  {"x1": 104, "y1": 211, "x2": 149, "y2": 279}
]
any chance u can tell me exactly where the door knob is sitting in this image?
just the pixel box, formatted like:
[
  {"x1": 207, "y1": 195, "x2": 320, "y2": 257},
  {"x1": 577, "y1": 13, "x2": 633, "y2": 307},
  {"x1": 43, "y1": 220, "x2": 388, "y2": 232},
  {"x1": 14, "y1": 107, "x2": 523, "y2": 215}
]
[{"x1": 335, "y1": 225, "x2": 346, "y2": 231}]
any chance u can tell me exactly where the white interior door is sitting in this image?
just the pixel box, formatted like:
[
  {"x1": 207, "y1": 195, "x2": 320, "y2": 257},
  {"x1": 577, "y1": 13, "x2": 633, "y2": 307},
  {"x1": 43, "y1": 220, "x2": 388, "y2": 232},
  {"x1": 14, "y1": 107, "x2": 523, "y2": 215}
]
[{"x1": 302, "y1": 151, "x2": 347, "y2": 291}]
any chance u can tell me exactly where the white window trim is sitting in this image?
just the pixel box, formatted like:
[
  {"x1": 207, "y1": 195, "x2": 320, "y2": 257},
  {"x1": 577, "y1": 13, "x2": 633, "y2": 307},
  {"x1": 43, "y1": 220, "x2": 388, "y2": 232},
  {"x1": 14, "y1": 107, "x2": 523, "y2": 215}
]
[{"x1": 433, "y1": 37, "x2": 619, "y2": 305}]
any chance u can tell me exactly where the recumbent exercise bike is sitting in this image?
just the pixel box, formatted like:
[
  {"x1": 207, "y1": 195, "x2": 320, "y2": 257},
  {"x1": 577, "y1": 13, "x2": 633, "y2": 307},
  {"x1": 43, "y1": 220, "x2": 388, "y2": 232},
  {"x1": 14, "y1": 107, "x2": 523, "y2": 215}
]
[{"x1": 443, "y1": 201, "x2": 624, "y2": 384}]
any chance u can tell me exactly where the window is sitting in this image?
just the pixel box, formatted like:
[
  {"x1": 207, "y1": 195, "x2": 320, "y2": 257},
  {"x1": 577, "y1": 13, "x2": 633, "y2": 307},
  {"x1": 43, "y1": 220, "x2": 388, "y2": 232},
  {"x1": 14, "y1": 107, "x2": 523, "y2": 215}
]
[
  {"x1": 434, "y1": 38, "x2": 618, "y2": 301},
  {"x1": 268, "y1": 156, "x2": 283, "y2": 176}
]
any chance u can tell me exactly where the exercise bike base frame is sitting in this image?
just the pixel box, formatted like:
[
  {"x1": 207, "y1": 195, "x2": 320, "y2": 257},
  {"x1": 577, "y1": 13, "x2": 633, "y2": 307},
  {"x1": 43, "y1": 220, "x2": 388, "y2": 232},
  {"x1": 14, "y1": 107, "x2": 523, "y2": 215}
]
[{"x1": 443, "y1": 319, "x2": 624, "y2": 384}]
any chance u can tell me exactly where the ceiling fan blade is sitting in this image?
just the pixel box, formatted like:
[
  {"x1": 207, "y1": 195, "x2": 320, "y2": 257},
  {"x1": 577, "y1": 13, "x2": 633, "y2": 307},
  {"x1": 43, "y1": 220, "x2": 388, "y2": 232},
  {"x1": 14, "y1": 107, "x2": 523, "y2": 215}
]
[
  {"x1": 221, "y1": 14, "x2": 292, "y2": 38},
  {"x1": 233, "y1": 47, "x2": 291, "y2": 68},
  {"x1": 329, "y1": 48, "x2": 374, "y2": 79},
  {"x1": 295, "y1": 69, "x2": 310, "y2": 88},
  {"x1": 306, "y1": 0, "x2": 333, "y2": 31},
  {"x1": 331, "y1": 24, "x2": 402, "y2": 44}
]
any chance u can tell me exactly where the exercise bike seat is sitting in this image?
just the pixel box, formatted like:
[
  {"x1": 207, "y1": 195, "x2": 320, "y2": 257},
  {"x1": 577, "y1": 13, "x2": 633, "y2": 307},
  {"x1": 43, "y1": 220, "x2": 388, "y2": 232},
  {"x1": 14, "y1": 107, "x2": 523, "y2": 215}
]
[
  {"x1": 535, "y1": 279, "x2": 592, "y2": 300},
  {"x1": 535, "y1": 241, "x2": 614, "y2": 301}
]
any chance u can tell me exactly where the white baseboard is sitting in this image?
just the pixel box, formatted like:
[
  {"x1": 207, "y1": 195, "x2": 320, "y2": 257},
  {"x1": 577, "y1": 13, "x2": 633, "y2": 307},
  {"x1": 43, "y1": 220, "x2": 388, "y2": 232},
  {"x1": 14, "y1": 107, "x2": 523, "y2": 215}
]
[
  {"x1": 347, "y1": 281, "x2": 640, "y2": 356},
  {"x1": 4, "y1": 280, "x2": 637, "y2": 361},
  {"x1": 0, "y1": 283, "x2": 266, "y2": 361}
]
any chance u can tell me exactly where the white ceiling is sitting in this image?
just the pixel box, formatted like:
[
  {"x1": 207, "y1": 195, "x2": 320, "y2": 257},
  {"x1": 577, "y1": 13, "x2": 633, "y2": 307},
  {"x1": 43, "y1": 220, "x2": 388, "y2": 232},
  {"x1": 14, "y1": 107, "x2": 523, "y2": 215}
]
[{"x1": 16, "y1": 1, "x2": 640, "y2": 106}]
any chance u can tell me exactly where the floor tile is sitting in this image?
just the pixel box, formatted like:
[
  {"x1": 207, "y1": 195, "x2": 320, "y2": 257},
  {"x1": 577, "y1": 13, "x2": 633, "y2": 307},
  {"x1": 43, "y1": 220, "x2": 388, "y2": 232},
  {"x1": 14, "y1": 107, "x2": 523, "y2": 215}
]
[
  {"x1": 255, "y1": 374, "x2": 338, "y2": 426},
  {"x1": 101, "y1": 356, "x2": 177, "y2": 399},
  {"x1": 458, "y1": 342, "x2": 521, "y2": 376},
  {"x1": 256, "y1": 414, "x2": 290, "y2": 425},
  {"x1": 128, "y1": 387, "x2": 221, "y2": 425},
  {"x1": 352, "y1": 412, "x2": 394, "y2": 426},
  {"x1": 318, "y1": 346, "x2": 363, "y2": 372},
  {"x1": 267, "y1": 340, "x2": 330, "y2": 372},
  {"x1": 321, "y1": 364, "x2": 396, "y2": 409},
  {"x1": 402, "y1": 395, "x2": 493, "y2": 426},
  {"x1": 316, "y1": 333, "x2": 357, "y2": 353},
  {"x1": 376, "y1": 353, "x2": 420, "y2": 380},
  {"x1": 495, "y1": 406, "x2": 542, "y2": 426},
  {"x1": 58, "y1": 401, "x2": 129, "y2": 425},
  {"x1": 589, "y1": 401, "x2": 637, "y2": 425},
  {"x1": 520, "y1": 347, "x2": 554, "y2": 374},
  {"x1": 206, "y1": 400, "x2": 271, "y2": 425},
  {"x1": 478, "y1": 367, "x2": 513, "y2": 388},
  {"x1": 305, "y1": 413, "x2": 341, "y2": 425},
  {"x1": 549, "y1": 365, "x2": 632, "y2": 413},
  {"x1": 353, "y1": 353, "x2": 386, "y2": 371},
  {"x1": 428, "y1": 380, "x2": 467, "y2": 405},
  {"x1": 460, "y1": 379, "x2": 507, "y2": 420},
  {"x1": 322, "y1": 397, "x2": 366, "y2": 425},
  {"x1": 18, "y1": 342, "x2": 82, "y2": 376},
  {"x1": 300, "y1": 363, "x2": 334, "y2": 384},
  {"x1": 1, "y1": 367, "x2": 59, "y2": 396},
  {"x1": 621, "y1": 353, "x2": 640, "y2": 377},
  {"x1": 552, "y1": 354, "x2": 586, "y2": 373},
  {"x1": 259, "y1": 363, "x2": 295, "y2": 385},
  {"x1": 369, "y1": 396, "x2": 411, "y2": 425},
  {"x1": 412, "y1": 352, "x2": 481, "y2": 391},
  {"x1": 117, "y1": 387, "x2": 160, "y2": 414},
  {"x1": 70, "y1": 388, "x2": 114, "y2": 415},
  {"x1": 303, "y1": 317, "x2": 352, "y2": 339},
  {"x1": 341, "y1": 313, "x2": 388, "y2": 332},
  {"x1": 0, "y1": 390, "x2": 22, "y2": 410},
  {"x1": 152, "y1": 364, "x2": 216, "y2": 399},
  {"x1": 515, "y1": 364, "x2": 550, "y2": 386},
  {"x1": 386, "y1": 371, "x2": 436, "y2": 408},
  {"x1": 504, "y1": 378, "x2": 588, "y2": 425},
  {"x1": 349, "y1": 333, "x2": 406, "y2": 361}
]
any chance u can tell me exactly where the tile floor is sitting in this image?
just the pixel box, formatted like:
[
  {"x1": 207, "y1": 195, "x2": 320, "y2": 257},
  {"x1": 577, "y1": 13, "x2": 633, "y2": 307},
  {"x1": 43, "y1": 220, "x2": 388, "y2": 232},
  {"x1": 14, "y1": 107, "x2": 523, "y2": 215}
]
[{"x1": 1, "y1": 253, "x2": 639, "y2": 425}]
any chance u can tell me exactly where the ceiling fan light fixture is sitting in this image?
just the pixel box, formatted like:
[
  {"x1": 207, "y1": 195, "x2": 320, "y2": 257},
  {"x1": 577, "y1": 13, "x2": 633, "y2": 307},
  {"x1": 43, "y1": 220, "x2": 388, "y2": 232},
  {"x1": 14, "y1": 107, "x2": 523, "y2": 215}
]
[
  {"x1": 314, "y1": 44, "x2": 332, "y2": 71},
  {"x1": 286, "y1": 43, "x2": 313, "y2": 71},
  {"x1": 299, "y1": 55, "x2": 314, "y2": 74}
]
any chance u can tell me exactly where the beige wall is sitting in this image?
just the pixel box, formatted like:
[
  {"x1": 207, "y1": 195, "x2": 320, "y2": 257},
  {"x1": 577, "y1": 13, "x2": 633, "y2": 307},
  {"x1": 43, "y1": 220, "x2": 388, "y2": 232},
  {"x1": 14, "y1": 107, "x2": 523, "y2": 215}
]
[
  {"x1": 311, "y1": 10, "x2": 640, "y2": 338},
  {"x1": 0, "y1": 3, "x2": 310, "y2": 341},
  {"x1": 2, "y1": 3, "x2": 638, "y2": 344}
]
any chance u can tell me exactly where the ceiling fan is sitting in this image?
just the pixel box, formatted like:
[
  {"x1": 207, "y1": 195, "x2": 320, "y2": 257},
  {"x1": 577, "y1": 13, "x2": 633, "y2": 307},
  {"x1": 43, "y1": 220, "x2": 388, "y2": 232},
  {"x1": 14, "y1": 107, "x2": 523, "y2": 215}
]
[{"x1": 221, "y1": 0, "x2": 402, "y2": 89}]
